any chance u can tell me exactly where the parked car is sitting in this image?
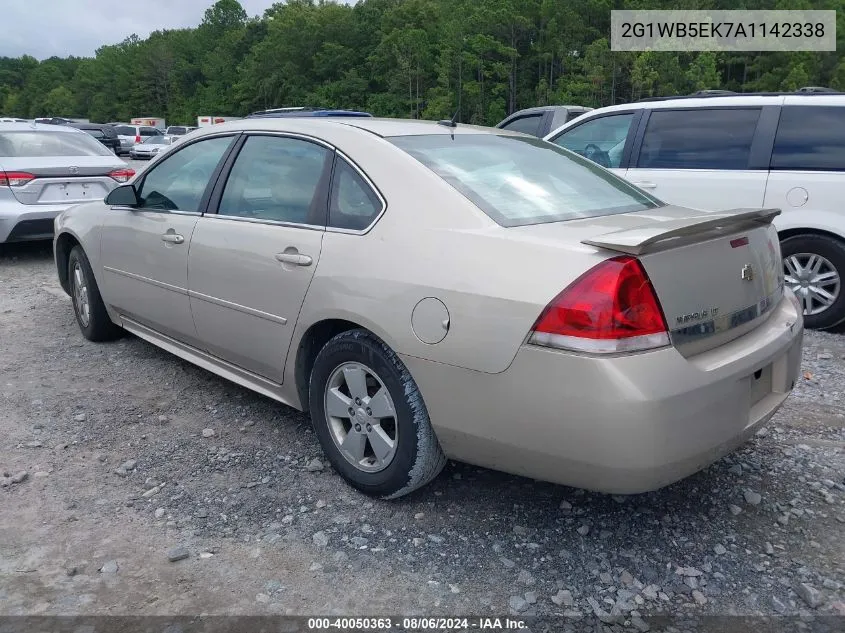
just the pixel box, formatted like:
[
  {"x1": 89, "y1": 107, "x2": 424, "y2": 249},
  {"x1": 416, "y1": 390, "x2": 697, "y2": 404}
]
[
  {"x1": 129, "y1": 135, "x2": 177, "y2": 160},
  {"x1": 164, "y1": 125, "x2": 197, "y2": 137},
  {"x1": 546, "y1": 88, "x2": 845, "y2": 329},
  {"x1": 0, "y1": 123, "x2": 132, "y2": 243},
  {"x1": 53, "y1": 118, "x2": 802, "y2": 498},
  {"x1": 67, "y1": 123, "x2": 121, "y2": 154},
  {"x1": 245, "y1": 107, "x2": 373, "y2": 119},
  {"x1": 496, "y1": 105, "x2": 592, "y2": 137},
  {"x1": 112, "y1": 124, "x2": 163, "y2": 155}
]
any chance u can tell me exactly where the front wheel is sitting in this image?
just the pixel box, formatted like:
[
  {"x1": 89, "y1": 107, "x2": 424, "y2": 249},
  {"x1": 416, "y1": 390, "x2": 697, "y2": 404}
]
[
  {"x1": 308, "y1": 329, "x2": 446, "y2": 499},
  {"x1": 781, "y1": 234, "x2": 845, "y2": 330}
]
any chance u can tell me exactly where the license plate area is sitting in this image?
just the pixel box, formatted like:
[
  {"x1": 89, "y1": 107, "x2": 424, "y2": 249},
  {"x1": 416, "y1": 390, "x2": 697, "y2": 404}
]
[
  {"x1": 39, "y1": 182, "x2": 106, "y2": 203},
  {"x1": 750, "y1": 364, "x2": 773, "y2": 405}
]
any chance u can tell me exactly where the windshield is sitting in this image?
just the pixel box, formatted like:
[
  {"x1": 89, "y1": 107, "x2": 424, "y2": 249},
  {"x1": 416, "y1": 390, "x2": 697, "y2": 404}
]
[
  {"x1": 143, "y1": 136, "x2": 168, "y2": 145},
  {"x1": 167, "y1": 126, "x2": 187, "y2": 135},
  {"x1": 0, "y1": 130, "x2": 114, "y2": 157},
  {"x1": 388, "y1": 134, "x2": 662, "y2": 227}
]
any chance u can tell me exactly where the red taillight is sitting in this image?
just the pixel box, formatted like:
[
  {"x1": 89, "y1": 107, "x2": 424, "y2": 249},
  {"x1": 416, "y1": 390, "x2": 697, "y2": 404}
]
[
  {"x1": 135, "y1": 135, "x2": 141, "y2": 143},
  {"x1": 529, "y1": 256, "x2": 670, "y2": 353},
  {"x1": 0, "y1": 171, "x2": 35, "y2": 187},
  {"x1": 109, "y1": 168, "x2": 135, "y2": 183}
]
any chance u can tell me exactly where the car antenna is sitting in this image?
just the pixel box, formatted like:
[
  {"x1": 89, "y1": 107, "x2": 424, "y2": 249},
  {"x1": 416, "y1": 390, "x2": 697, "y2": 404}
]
[{"x1": 437, "y1": 108, "x2": 459, "y2": 129}]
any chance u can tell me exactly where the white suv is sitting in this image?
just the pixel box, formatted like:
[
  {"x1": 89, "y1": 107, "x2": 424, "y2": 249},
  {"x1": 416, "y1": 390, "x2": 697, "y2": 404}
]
[{"x1": 546, "y1": 90, "x2": 845, "y2": 329}]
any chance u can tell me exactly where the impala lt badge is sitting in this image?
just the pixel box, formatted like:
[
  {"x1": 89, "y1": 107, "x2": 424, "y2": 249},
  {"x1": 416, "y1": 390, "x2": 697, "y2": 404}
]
[
  {"x1": 741, "y1": 264, "x2": 754, "y2": 281},
  {"x1": 68, "y1": 166, "x2": 79, "y2": 174}
]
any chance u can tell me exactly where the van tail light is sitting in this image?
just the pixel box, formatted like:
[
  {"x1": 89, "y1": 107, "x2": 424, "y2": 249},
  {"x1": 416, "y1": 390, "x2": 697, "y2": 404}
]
[
  {"x1": 529, "y1": 256, "x2": 670, "y2": 354},
  {"x1": 109, "y1": 168, "x2": 135, "y2": 183},
  {"x1": 0, "y1": 171, "x2": 35, "y2": 187},
  {"x1": 135, "y1": 135, "x2": 141, "y2": 143}
]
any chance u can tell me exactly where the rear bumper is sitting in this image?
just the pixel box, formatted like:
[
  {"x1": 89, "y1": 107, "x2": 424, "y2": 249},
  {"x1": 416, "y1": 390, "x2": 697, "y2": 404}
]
[
  {"x1": 0, "y1": 203, "x2": 74, "y2": 243},
  {"x1": 402, "y1": 294, "x2": 804, "y2": 493}
]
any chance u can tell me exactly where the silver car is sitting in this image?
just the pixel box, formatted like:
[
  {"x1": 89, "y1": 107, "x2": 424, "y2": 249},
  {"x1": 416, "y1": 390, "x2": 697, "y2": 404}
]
[
  {"x1": 0, "y1": 123, "x2": 132, "y2": 243},
  {"x1": 53, "y1": 118, "x2": 803, "y2": 498},
  {"x1": 129, "y1": 135, "x2": 177, "y2": 160}
]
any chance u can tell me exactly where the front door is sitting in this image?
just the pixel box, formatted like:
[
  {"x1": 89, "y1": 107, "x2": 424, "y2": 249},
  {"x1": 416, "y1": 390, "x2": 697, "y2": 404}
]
[
  {"x1": 188, "y1": 134, "x2": 333, "y2": 382},
  {"x1": 100, "y1": 134, "x2": 236, "y2": 344}
]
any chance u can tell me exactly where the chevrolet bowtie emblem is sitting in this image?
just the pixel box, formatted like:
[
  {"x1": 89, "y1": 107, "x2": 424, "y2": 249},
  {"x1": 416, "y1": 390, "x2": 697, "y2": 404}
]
[{"x1": 741, "y1": 264, "x2": 754, "y2": 281}]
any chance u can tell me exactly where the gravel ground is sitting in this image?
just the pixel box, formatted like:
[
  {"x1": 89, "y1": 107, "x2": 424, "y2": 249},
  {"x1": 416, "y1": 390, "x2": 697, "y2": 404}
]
[{"x1": 1, "y1": 241, "x2": 844, "y2": 623}]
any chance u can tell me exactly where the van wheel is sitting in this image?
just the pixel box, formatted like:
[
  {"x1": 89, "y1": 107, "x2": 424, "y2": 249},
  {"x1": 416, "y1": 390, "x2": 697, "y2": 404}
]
[
  {"x1": 308, "y1": 329, "x2": 447, "y2": 499},
  {"x1": 781, "y1": 234, "x2": 845, "y2": 329},
  {"x1": 68, "y1": 246, "x2": 123, "y2": 341}
]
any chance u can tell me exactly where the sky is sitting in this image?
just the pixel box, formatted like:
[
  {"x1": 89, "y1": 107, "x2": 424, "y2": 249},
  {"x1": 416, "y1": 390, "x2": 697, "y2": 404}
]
[{"x1": 1, "y1": 0, "x2": 284, "y2": 60}]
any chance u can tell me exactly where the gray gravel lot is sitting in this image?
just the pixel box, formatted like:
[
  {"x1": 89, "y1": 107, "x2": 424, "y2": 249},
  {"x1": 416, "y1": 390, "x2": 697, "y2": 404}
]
[{"x1": 1, "y1": 241, "x2": 843, "y2": 622}]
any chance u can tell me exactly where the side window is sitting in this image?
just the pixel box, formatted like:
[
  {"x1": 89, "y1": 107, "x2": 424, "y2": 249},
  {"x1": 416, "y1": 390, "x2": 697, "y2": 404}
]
[
  {"x1": 328, "y1": 157, "x2": 383, "y2": 231},
  {"x1": 771, "y1": 106, "x2": 845, "y2": 171},
  {"x1": 136, "y1": 136, "x2": 233, "y2": 212},
  {"x1": 552, "y1": 113, "x2": 635, "y2": 168},
  {"x1": 218, "y1": 135, "x2": 331, "y2": 225},
  {"x1": 637, "y1": 108, "x2": 760, "y2": 170},
  {"x1": 500, "y1": 114, "x2": 543, "y2": 137}
]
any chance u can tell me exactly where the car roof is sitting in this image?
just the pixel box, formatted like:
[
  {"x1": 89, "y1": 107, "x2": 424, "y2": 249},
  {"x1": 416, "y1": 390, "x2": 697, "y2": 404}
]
[
  {"x1": 0, "y1": 121, "x2": 86, "y2": 133},
  {"x1": 192, "y1": 117, "x2": 516, "y2": 138},
  {"x1": 506, "y1": 105, "x2": 590, "y2": 117}
]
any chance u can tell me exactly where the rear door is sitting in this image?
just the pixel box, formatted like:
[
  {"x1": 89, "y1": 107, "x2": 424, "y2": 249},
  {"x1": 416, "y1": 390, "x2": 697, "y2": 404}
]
[
  {"x1": 187, "y1": 134, "x2": 333, "y2": 382},
  {"x1": 625, "y1": 106, "x2": 773, "y2": 209},
  {"x1": 547, "y1": 110, "x2": 641, "y2": 178}
]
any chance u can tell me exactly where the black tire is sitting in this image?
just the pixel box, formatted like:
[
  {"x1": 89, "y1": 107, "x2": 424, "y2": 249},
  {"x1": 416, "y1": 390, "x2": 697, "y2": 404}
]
[
  {"x1": 781, "y1": 234, "x2": 845, "y2": 330},
  {"x1": 67, "y1": 245, "x2": 123, "y2": 342},
  {"x1": 308, "y1": 329, "x2": 446, "y2": 499}
]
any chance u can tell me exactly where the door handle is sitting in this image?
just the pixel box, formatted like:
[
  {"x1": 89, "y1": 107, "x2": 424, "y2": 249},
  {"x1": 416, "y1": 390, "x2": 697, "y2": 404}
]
[
  {"x1": 635, "y1": 181, "x2": 657, "y2": 189},
  {"x1": 275, "y1": 252, "x2": 313, "y2": 266},
  {"x1": 161, "y1": 233, "x2": 185, "y2": 244}
]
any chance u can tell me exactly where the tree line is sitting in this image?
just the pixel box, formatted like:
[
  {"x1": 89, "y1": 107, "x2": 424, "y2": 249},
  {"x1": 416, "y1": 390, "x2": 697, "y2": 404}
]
[{"x1": 1, "y1": 0, "x2": 844, "y2": 127}]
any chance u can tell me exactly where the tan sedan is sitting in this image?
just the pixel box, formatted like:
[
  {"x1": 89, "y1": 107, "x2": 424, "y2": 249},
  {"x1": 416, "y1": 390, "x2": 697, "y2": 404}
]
[{"x1": 53, "y1": 118, "x2": 804, "y2": 498}]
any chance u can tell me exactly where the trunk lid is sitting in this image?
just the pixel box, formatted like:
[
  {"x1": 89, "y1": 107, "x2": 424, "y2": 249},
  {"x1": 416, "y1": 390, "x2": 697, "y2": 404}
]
[
  {"x1": 508, "y1": 205, "x2": 785, "y2": 356},
  {"x1": 581, "y1": 207, "x2": 785, "y2": 356},
  {"x1": 1, "y1": 156, "x2": 124, "y2": 205}
]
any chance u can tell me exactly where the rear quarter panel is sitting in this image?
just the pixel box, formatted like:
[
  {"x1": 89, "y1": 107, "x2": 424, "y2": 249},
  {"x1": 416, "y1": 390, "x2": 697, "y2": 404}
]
[
  {"x1": 54, "y1": 201, "x2": 108, "y2": 287},
  {"x1": 288, "y1": 126, "x2": 605, "y2": 377}
]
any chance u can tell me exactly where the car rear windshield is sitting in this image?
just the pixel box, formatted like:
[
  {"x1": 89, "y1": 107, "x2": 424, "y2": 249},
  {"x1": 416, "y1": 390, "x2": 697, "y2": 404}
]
[
  {"x1": 0, "y1": 130, "x2": 114, "y2": 157},
  {"x1": 167, "y1": 126, "x2": 187, "y2": 135},
  {"x1": 84, "y1": 129, "x2": 105, "y2": 138},
  {"x1": 114, "y1": 125, "x2": 134, "y2": 136},
  {"x1": 140, "y1": 127, "x2": 161, "y2": 136},
  {"x1": 388, "y1": 134, "x2": 661, "y2": 227}
]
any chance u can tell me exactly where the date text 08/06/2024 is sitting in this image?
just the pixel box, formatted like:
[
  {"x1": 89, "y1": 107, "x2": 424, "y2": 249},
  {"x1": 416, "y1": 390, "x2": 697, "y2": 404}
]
[{"x1": 306, "y1": 617, "x2": 529, "y2": 631}]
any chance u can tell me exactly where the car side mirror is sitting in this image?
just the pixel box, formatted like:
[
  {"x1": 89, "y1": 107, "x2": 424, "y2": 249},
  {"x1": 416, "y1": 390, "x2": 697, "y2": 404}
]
[{"x1": 106, "y1": 184, "x2": 140, "y2": 207}]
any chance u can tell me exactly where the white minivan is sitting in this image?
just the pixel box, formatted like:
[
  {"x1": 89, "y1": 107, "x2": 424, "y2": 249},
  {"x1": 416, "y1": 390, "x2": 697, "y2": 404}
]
[{"x1": 546, "y1": 91, "x2": 845, "y2": 329}]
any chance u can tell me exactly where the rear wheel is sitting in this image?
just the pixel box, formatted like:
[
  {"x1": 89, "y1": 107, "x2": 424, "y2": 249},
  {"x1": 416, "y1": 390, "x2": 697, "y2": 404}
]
[
  {"x1": 308, "y1": 329, "x2": 446, "y2": 499},
  {"x1": 68, "y1": 246, "x2": 123, "y2": 342},
  {"x1": 781, "y1": 234, "x2": 845, "y2": 330}
]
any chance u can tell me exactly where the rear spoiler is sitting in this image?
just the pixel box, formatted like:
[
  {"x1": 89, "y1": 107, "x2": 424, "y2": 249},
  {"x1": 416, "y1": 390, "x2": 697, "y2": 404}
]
[{"x1": 582, "y1": 208, "x2": 781, "y2": 256}]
